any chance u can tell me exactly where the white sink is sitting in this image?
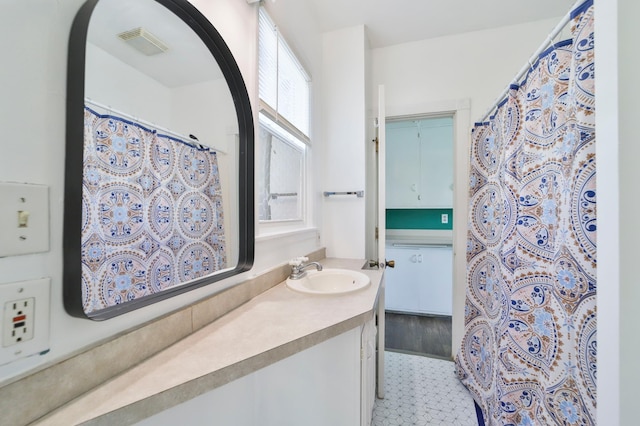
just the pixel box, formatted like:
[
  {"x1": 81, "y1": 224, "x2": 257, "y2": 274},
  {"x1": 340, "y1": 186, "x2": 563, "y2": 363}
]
[{"x1": 286, "y1": 268, "x2": 370, "y2": 295}]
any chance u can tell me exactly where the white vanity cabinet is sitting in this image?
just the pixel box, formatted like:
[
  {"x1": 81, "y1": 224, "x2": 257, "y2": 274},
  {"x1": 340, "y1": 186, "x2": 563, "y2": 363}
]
[
  {"x1": 34, "y1": 259, "x2": 383, "y2": 426},
  {"x1": 136, "y1": 323, "x2": 378, "y2": 426},
  {"x1": 360, "y1": 318, "x2": 377, "y2": 426},
  {"x1": 385, "y1": 244, "x2": 453, "y2": 315}
]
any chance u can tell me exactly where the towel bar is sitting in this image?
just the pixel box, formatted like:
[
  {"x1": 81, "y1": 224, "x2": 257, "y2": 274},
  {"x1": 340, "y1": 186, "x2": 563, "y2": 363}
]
[
  {"x1": 323, "y1": 191, "x2": 364, "y2": 198},
  {"x1": 270, "y1": 192, "x2": 298, "y2": 199}
]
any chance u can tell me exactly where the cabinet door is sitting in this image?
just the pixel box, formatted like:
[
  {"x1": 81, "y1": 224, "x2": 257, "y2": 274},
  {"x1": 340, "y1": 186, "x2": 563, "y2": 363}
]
[
  {"x1": 384, "y1": 246, "x2": 421, "y2": 312},
  {"x1": 384, "y1": 245, "x2": 452, "y2": 315},
  {"x1": 385, "y1": 124, "x2": 421, "y2": 208},
  {"x1": 417, "y1": 246, "x2": 452, "y2": 315},
  {"x1": 360, "y1": 319, "x2": 377, "y2": 426},
  {"x1": 420, "y1": 118, "x2": 453, "y2": 208}
]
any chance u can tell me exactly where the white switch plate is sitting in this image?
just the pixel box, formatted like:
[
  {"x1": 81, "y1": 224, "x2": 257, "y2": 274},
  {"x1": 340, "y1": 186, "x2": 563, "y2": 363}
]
[
  {"x1": 0, "y1": 278, "x2": 50, "y2": 366},
  {"x1": 0, "y1": 183, "x2": 49, "y2": 257},
  {"x1": 441, "y1": 213, "x2": 449, "y2": 224}
]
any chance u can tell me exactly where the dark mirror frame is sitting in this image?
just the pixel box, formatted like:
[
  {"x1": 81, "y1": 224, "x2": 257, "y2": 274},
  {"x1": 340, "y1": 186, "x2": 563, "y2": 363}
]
[{"x1": 63, "y1": 0, "x2": 254, "y2": 320}]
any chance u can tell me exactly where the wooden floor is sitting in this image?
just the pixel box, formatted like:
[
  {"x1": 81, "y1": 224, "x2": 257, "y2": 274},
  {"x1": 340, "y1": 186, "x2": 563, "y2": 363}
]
[{"x1": 384, "y1": 311, "x2": 453, "y2": 359}]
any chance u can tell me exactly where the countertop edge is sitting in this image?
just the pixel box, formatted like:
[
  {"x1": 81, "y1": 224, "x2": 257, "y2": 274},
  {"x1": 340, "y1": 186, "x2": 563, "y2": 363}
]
[
  {"x1": 86, "y1": 311, "x2": 374, "y2": 426},
  {"x1": 386, "y1": 229, "x2": 453, "y2": 244},
  {"x1": 35, "y1": 258, "x2": 382, "y2": 426}
]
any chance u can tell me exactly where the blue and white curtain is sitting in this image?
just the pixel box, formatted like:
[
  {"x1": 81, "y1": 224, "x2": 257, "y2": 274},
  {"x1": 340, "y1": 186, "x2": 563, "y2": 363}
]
[
  {"x1": 456, "y1": 1, "x2": 596, "y2": 424},
  {"x1": 81, "y1": 107, "x2": 226, "y2": 315}
]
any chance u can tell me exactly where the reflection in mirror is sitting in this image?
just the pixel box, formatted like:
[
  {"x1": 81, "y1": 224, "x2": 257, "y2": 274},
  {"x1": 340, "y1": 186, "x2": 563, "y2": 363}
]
[
  {"x1": 64, "y1": 0, "x2": 254, "y2": 319},
  {"x1": 257, "y1": 114, "x2": 305, "y2": 222}
]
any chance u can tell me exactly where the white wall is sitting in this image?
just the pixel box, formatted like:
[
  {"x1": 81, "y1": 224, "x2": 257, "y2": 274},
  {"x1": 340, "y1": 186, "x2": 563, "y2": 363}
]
[
  {"x1": 172, "y1": 78, "x2": 236, "y2": 152},
  {"x1": 322, "y1": 26, "x2": 368, "y2": 259},
  {"x1": 615, "y1": 0, "x2": 640, "y2": 419},
  {"x1": 0, "y1": 0, "x2": 85, "y2": 381},
  {"x1": 369, "y1": 16, "x2": 565, "y2": 353},
  {"x1": 86, "y1": 43, "x2": 173, "y2": 123},
  {"x1": 0, "y1": 0, "x2": 322, "y2": 383},
  {"x1": 595, "y1": 0, "x2": 640, "y2": 423},
  {"x1": 371, "y1": 17, "x2": 566, "y2": 122},
  {"x1": 86, "y1": 43, "x2": 237, "y2": 153}
]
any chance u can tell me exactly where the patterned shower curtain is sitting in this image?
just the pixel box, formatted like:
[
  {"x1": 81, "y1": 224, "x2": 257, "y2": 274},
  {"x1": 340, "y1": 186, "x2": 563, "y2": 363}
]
[
  {"x1": 81, "y1": 107, "x2": 227, "y2": 316},
  {"x1": 456, "y1": 1, "x2": 596, "y2": 425}
]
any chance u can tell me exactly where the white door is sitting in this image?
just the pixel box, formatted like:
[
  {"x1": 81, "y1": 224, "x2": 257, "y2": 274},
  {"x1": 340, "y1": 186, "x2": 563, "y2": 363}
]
[
  {"x1": 375, "y1": 85, "x2": 387, "y2": 399},
  {"x1": 377, "y1": 85, "x2": 386, "y2": 269}
]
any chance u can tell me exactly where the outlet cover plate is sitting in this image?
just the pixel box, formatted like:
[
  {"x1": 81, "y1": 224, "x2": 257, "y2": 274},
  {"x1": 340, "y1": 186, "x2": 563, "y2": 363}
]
[
  {"x1": 0, "y1": 278, "x2": 50, "y2": 366},
  {"x1": 0, "y1": 182, "x2": 50, "y2": 257},
  {"x1": 3, "y1": 297, "x2": 35, "y2": 347}
]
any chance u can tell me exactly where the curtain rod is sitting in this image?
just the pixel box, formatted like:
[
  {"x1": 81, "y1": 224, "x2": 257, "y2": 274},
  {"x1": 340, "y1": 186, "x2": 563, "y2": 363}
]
[
  {"x1": 476, "y1": 0, "x2": 583, "y2": 124},
  {"x1": 84, "y1": 97, "x2": 227, "y2": 154}
]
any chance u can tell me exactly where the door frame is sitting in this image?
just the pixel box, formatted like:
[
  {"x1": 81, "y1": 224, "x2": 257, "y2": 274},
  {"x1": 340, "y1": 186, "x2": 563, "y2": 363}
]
[{"x1": 365, "y1": 97, "x2": 471, "y2": 354}]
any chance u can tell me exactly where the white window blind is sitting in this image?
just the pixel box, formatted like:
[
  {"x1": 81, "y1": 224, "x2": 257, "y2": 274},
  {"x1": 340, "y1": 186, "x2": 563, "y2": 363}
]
[{"x1": 258, "y1": 8, "x2": 310, "y2": 139}]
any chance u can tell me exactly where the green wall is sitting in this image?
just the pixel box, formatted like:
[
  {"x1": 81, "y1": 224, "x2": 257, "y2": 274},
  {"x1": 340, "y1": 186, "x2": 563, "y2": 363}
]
[{"x1": 386, "y1": 208, "x2": 453, "y2": 230}]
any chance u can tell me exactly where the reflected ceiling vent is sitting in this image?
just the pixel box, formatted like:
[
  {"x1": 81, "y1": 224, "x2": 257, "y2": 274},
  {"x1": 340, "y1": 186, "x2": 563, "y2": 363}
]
[{"x1": 117, "y1": 27, "x2": 168, "y2": 56}]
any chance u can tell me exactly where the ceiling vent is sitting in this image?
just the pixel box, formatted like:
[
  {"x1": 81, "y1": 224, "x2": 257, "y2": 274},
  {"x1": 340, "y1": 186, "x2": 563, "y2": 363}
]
[{"x1": 117, "y1": 27, "x2": 168, "y2": 56}]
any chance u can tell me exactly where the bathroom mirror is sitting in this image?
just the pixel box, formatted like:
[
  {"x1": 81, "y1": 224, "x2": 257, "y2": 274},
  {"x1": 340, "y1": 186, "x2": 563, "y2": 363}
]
[{"x1": 64, "y1": 0, "x2": 254, "y2": 320}]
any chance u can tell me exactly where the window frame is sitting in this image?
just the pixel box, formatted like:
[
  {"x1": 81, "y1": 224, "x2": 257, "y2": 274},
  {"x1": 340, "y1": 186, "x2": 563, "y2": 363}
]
[
  {"x1": 258, "y1": 7, "x2": 311, "y2": 142},
  {"x1": 257, "y1": 112, "x2": 306, "y2": 224},
  {"x1": 257, "y1": 7, "x2": 312, "y2": 233}
]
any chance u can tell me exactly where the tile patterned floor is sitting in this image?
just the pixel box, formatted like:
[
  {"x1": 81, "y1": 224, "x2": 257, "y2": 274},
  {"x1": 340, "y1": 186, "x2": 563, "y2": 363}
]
[{"x1": 371, "y1": 351, "x2": 479, "y2": 426}]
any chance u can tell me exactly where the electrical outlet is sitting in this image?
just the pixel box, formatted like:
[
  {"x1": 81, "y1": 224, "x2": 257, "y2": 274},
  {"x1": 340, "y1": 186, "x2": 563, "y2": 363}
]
[
  {"x1": 0, "y1": 278, "x2": 50, "y2": 365},
  {"x1": 3, "y1": 298, "x2": 35, "y2": 347},
  {"x1": 441, "y1": 213, "x2": 449, "y2": 224}
]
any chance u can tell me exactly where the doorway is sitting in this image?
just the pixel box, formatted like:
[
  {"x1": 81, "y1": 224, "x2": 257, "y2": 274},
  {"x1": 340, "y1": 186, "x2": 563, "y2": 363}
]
[
  {"x1": 365, "y1": 97, "x2": 471, "y2": 361},
  {"x1": 382, "y1": 115, "x2": 454, "y2": 358}
]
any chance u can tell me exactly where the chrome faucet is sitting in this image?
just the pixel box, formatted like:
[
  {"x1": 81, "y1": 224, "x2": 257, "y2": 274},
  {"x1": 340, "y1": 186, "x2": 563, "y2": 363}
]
[{"x1": 288, "y1": 257, "x2": 323, "y2": 280}]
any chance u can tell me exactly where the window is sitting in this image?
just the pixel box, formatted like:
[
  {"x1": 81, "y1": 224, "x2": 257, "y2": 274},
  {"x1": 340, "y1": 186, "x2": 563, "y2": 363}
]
[
  {"x1": 258, "y1": 8, "x2": 311, "y2": 225},
  {"x1": 258, "y1": 113, "x2": 305, "y2": 221}
]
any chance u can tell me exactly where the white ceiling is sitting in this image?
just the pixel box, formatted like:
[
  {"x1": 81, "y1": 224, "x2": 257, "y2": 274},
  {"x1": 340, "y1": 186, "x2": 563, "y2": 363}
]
[
  {"x1": 308, "y1": 0, "x2": 577, "y2": 48},
  {"x1": 87, "y1": 0, "x2": 578, "y2": 88},
  {"x1": 88, "y1": 0, "x2": 223, "y2": 88}
]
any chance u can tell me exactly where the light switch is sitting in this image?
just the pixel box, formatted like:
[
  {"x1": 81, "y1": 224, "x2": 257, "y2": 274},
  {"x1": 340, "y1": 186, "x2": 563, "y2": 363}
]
[
  {"x1": 17, "y1": 211, "x2": 29, "y2": 228},
  {"x1": 0, "y1": 183, "x2": 49, "y2": 257}
]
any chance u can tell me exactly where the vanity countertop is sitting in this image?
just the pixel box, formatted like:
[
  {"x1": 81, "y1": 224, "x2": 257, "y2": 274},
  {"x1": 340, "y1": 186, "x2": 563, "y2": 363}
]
[{"x1": 35, "y1": 258, "x2": 383, "y2": 426}]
